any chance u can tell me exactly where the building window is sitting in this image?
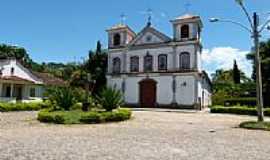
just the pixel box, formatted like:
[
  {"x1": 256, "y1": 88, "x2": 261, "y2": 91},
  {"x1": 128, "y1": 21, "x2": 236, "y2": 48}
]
[
  {"x1": 130, "y1": 56, "x2": 139, "y2": 72},
  {"x1": 158, "y1": 54, "x2": 167, "y2": 71},
  {"x1": 30, "y1": 88, "x2": 36, "y2": 97},
  {"x1": 112, "y1": 57, "x2": 121, "y2": 73},
  {"x1": 180, "y1": 52, "x2": 190, "y2": 69},
  {"x1": 113, "y1": 33, "x2": 121, "y2": 46},
  {"x1": 11, "y1": 67, "x2": 14, "y2": 75},
  {"x1": 144, "y1": 53, "x2": 153, "y2": 72},
  {"x1": 181, "y1": 25, "x2": 189, "y2": 39}
]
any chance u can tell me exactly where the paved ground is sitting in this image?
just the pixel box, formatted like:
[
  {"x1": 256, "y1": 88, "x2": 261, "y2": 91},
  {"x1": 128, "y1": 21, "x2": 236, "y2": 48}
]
[{"x1": 0, "y1": 110, "x2": 270, "y2": 160}]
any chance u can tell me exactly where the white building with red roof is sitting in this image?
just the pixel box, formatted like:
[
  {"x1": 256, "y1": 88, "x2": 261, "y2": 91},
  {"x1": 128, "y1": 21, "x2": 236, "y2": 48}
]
[{"x1": 0, "y1": 58, "x2": 64, "y2": 103}]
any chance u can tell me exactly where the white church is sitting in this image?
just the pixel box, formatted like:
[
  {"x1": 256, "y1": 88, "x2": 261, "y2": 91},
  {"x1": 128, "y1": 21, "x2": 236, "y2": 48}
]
[{"x1": 106, "y1": 14, "x2": 212, "y2": 109}]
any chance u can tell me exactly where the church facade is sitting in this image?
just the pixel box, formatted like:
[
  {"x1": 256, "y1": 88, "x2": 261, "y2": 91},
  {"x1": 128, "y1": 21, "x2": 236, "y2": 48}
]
[{"x1": 106, "y1": 14, "x2": 212, "y2": 109}]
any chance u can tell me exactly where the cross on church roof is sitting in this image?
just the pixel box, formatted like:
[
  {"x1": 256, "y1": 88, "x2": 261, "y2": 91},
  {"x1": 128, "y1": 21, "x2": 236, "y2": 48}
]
[
  {"x1": 146, "y1": 8, "x2": 153, "y2": 26},
  {"x1": 120, "y1": 13, "x2": 126, "y2": 25},
  {"x1": 184, "y1": 1, "x2": 191, "y2": 13}
]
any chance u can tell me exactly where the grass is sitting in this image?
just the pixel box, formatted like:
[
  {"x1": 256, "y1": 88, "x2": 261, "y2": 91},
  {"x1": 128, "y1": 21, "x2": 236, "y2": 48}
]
[{"x1": 240, "y1": 121, "x2": 270, "y2": 131}]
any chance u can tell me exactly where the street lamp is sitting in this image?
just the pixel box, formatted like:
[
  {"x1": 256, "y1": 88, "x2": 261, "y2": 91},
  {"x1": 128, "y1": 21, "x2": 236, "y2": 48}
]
[{"x1": 210, "y1": 0, "x2": 270, "y2": 122}]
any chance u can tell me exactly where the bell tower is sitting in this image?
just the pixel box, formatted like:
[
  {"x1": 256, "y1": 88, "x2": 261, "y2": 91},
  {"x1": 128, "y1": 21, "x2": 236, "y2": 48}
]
[
  {"x1": 106, "y1": 24, "x2": 136, "y2": 49},
  {"x1": 170, "y1": 14, "x2": 203, "y2": 42}
]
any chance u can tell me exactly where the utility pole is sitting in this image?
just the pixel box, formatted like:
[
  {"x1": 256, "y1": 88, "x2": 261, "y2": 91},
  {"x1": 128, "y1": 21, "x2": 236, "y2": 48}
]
[{"x1": 253, "y1": 12, "x2": 264, "y2": 122}]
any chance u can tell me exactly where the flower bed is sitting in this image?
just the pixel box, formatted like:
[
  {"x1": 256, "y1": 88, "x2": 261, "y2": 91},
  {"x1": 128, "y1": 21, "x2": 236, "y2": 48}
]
[{"x1": 38, "y1": 108, "x2": 132, "y2": 124}]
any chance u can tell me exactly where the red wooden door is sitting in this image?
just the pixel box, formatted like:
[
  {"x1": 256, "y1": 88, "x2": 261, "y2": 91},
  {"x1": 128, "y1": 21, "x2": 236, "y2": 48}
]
[{"x1": 140, "y1": 79, "x2": 156, "y2": 107}]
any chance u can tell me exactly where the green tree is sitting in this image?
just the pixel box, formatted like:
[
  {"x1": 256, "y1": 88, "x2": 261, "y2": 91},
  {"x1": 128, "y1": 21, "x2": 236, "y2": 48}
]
[
  {"x1": 233, "y1": 60, "x2": 241, "y2": 84},
  {"x1": 247, "y1": 39, "x2": 270, "y2": 106},
  {"x1": 85, "y1": 41, "x2": 108, "y2": 94}
]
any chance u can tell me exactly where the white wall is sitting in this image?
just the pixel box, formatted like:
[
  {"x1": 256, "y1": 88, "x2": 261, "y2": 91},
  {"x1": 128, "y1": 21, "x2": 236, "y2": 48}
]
[
  {"x1": 156, "y1": 76, "x2": 173, "y2": 104},
  {"x1": 107, "y1": 74, "x2": 197, "y2": 106},
  {"x1": 175, "y1": 75, "x2": 196, "y2": 105}
]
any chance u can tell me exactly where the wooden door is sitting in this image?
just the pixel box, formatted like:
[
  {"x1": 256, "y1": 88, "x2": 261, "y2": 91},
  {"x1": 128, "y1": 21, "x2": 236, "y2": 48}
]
[{"x1": 140, "y1": 79, "x2": 156, "y2": 107}]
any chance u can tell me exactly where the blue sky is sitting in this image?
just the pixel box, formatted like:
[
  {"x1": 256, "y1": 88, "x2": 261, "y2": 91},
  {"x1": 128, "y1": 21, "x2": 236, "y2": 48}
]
[{"x1": 0, "y1": 0, "x2": 269, "y2": 76}]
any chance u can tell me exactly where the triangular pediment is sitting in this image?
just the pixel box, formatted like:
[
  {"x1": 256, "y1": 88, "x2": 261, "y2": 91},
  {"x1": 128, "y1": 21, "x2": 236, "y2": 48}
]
[{"x1": 129, "y1": 25, "x2": 171, "y2": 46}]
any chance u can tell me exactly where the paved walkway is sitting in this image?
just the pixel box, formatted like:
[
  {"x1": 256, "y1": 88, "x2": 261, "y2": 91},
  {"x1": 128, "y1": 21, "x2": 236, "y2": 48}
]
[{"x1": 0, "y1": 111, "x2": 270, "y2": 160}]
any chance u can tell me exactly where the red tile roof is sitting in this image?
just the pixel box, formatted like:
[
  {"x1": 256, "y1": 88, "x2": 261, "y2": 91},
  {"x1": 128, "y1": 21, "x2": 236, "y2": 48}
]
[{"x1": 0, "y1": 76, "x2": 35, "y2": 84}]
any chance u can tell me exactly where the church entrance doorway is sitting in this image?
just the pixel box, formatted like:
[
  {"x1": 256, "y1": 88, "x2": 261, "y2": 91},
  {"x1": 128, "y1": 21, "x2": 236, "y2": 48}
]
[{"x1": 139, "y1": 79, "x2": 157, "y2": 107}]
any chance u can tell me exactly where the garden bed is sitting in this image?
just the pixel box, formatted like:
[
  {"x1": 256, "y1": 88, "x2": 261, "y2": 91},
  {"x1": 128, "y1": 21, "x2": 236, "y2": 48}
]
[
  {"x1": 240, "y1": 121, "x2": 270, "y2": 131},
  {"x1": 38, "y1": 108, "x2": 132, "y2": 124}
]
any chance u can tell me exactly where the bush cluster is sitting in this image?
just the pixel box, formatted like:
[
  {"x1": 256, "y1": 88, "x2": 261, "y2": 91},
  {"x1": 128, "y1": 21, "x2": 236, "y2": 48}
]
[
  {"x1": 38, "y1": 108, "x2": 132, "y2": 124},
  {"x1": 224, "y1": 97, "x2": 257, "y2": 107},
  {"x1": 211, "y1": 106, "x2": 270, "y2": 116},
  {"x1": 0, "y1": 102, "x2": 49, "y2": 112}
]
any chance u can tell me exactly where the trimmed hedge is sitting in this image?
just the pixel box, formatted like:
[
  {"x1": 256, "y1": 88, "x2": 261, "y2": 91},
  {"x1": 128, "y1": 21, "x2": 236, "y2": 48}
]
[
  {"x1": 211, "y1": 106, "x2": 270, "y2": 116},
  {"x1": 80, "y1": 109, "x2": 131, "y2": 123},
  {"x1": 0, "y1": 102, "x2": 49, "y2": 112},
  {"x1": 38, "y1": 108, "x2": 132, "y2": 124}
]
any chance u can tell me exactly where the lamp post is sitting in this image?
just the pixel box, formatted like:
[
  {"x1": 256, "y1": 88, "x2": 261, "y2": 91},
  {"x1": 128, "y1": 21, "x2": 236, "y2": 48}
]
[{"x1": 210, "y1": 0, "x2": 270, "y2": 122}]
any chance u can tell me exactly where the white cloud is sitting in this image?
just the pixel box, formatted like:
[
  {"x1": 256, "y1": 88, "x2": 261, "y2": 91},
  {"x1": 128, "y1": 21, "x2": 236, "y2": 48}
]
[{"x1": 202, "y1": 47, "x2": 253, "y2": 78}]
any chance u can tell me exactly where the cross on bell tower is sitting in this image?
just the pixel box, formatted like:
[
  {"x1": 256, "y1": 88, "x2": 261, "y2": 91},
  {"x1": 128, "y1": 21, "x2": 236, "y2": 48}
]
[
  {"x1": 120, "y1": 13, "x2": 126, "y2": 25},
  {"x1": 184, "y1": 1, "x2": 191, "y2": 13}
]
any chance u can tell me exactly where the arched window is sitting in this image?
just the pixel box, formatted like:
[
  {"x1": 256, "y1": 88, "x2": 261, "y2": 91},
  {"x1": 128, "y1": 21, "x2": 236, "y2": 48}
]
[
  {"x1": 144, "y1": 53, "x2": 153, "y2": 72},
  {"x1": 181, "y1": 25, "x2": 189, "y2": 39},
  {"x1": 180, "y1": 52, "x2": 190, "y2": 69},
  {"x1": 158, "y1": 54, "x2": 167, "y2": 71},
  {"x1": 113, "y1": 57, "x2": 121, "y2": 73},
  {"x1": 113, "y1": 33, "x2": 121, "y2": 46},
  {"x1": 130, "y1": 56, "x2": 139, "y2": 72}
]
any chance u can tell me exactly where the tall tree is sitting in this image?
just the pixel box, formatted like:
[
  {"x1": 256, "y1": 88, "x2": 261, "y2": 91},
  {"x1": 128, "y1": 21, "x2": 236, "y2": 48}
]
[
  {"x1": 85, "y1": 41, "x2": 108, "y2": 94},
  {"x1": 233, "y1": 60, "x2": 241, "y2": 84},
  {"x1": 96, "y1": 41, "x2": 102, "y2": 54},
  {"x1": 247, "y1": 39, "x2": 270, "y2": 106}
]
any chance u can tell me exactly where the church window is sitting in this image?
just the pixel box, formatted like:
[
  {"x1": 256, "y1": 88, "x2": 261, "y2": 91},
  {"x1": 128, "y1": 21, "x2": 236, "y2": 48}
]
[
  {"x1": 146, "y1": 35, "x2": 152, "y2": 42},
  {"x1": 130, "y1": 56, "x2": 139, "y2": 72},
  {"x1": 113, "y1": 57, "x2": 121, "y2": 73},
  {"x1": 144, "y1": 53, "x2": 153, "y2": 72},
  {"x1": 113, "y1": 33, "x2": 121, "y2": 46},
  {"x1": 158, "y1": 54, "x2": 167, "y2": 71},
  {"x1": 181, "y1": 25, "x2": 189, "y2": 39},
  {"x1": 11, "y1": 67, "x2": 14, "y2": 75},
  {"x1": 180, "y1": 52, "x2": 190, "y2": 69}
]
